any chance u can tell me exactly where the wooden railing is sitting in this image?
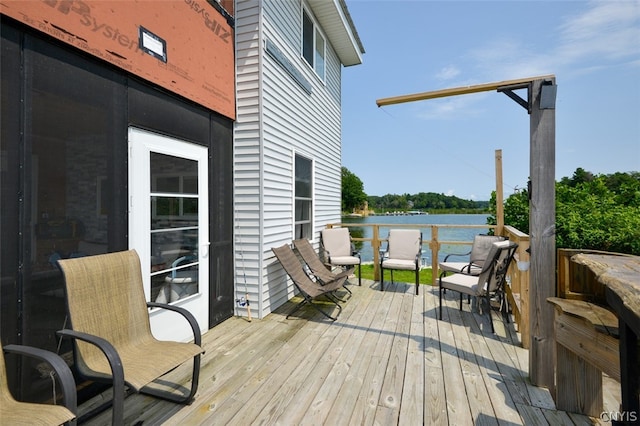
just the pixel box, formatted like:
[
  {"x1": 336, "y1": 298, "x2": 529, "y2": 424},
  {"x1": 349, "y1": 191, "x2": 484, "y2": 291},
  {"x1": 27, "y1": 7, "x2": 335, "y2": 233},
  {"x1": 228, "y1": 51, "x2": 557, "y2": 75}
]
[
  {"x1": 503, "y1": 226, "x2": 530, "y2": 348},
  {"x1": 326, "y1": 222, "x2": 531, "y2": 347}
]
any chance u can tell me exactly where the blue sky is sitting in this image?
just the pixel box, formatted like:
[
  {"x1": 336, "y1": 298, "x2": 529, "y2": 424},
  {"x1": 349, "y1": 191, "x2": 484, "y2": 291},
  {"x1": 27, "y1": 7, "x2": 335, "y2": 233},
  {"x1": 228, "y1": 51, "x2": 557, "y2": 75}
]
[{"x1": 341, "y1": 0, "x2": 640, "y2": 200}]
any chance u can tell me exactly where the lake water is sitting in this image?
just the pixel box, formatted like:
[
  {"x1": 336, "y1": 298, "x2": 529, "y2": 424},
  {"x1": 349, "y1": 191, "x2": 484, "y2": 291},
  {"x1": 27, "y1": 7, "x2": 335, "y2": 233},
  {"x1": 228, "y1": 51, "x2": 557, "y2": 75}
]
[{"x1": 340, "y1": 214, "x2": 491, "y2": 264}]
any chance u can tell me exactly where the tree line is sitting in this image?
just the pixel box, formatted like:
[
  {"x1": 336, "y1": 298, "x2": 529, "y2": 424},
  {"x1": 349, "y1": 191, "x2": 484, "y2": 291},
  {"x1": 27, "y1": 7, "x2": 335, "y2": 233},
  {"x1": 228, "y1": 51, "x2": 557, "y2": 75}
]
[
  {"x1": 368, "y1": 193, "x2": 488, "y2": 213},
  {"x1": 341, "y1": 166, "x2": 488, "y2": 213}
]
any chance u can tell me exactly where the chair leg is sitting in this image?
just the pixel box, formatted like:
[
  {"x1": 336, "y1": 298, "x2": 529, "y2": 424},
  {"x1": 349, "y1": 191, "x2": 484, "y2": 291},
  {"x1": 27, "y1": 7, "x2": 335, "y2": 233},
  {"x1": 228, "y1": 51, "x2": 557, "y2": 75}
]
[
  {"x1": 415, "y1": 268, "x2": 419, "y2": 295},
  {"x1": 380, "y1": 267, "x2": 384, "y2": 291},
  {"x1": 459, "y1": 293, "x2": 463, "y2": 310},
  {"x1": 286, "y1": 293, "x2": 340, "y2": 321},
  {"x1": 439, "y1": 271, "x2": 447, "y2": 294},
  {"x1": 358, "y1": 263, "x2": 362, "y2": 286},
  {"x1": 140, "y1": 354, "x2": 200, "y2": 404},
  {"x1": 487, "y1": 293, "x2": 495, "y2": 333},
  {"x1": 439, "y1": 281, "x2": 443, "y2": 320}
]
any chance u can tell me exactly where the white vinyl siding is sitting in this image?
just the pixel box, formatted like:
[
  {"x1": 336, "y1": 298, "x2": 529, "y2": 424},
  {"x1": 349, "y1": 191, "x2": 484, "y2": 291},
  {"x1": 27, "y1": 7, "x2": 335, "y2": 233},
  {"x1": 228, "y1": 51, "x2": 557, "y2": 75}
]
[{"x1": 235, "y1": 0, "x2": 345, "y2": 318}]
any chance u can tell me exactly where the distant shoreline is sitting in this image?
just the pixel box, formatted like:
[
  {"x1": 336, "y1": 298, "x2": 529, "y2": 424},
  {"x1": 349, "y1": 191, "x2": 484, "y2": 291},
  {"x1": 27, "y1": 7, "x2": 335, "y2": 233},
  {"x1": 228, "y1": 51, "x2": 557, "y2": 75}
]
[{"x1": 342, "y1": 209, "x2": 490, "y2": 217}]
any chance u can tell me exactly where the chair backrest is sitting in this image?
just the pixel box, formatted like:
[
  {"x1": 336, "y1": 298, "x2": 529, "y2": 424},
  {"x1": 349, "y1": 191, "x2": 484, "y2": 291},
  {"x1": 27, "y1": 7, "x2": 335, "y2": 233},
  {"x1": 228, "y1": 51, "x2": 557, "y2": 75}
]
[
  {"x1": 293, "y1": 239, "x2": 326, "y2": 274},
  {"x1": 477, "y1": 240, "x2": 518, "y2": 294},
  {"x1": 58, "y1": 250, "x2": 153, "y2": 368},
  {"x1": 272, "y1": 244, "x2": 324, "y2": 298},
  {"x1": 470, "y1": 234, "x2": 505, "y2": 267},
  {"x1": 321, "y1": 228, "x2": 352, "y2": 257},
  {"x1": 387, "y1": 229, "x2": 422, "y2": 260}
]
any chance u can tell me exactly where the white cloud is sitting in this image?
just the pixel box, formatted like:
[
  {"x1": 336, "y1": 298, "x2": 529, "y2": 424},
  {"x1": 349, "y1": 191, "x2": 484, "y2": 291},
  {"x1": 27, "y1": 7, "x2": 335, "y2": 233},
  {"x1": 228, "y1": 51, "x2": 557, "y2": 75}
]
[
  {"x1": 415, "y1": 91, "x2": 490, "y2": 120},
  {"x1": 468, "y1": 1, "x2": 640, "y2": 81},
  {"x1": 559, "y1": 1, "x2": 640, "y2": 64},
  {"x1": 436, "y1": 65, "x2": 461, "y2": 80}
]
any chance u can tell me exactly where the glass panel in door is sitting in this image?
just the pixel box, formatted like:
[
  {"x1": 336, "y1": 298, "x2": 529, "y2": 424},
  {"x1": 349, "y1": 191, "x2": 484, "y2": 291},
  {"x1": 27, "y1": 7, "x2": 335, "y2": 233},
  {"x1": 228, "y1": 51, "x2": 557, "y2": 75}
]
[{"x1": 150, "y1": 153, "x2": 200, "y2": 303}]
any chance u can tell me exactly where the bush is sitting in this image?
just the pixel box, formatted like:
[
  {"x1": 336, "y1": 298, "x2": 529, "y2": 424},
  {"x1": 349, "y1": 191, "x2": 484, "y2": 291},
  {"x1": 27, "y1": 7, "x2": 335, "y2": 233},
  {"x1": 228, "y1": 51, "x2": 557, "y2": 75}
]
[{"x1": 488, "y1": 170, "x2": 640, "y2": 255}]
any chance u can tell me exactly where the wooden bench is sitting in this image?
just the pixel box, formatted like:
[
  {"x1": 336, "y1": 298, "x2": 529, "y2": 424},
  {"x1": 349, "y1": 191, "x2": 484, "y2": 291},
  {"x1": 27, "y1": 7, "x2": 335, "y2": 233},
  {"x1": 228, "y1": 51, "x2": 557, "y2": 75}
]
[
  {"x1": 547, "y1": 297, "x2": 620, "y2": 417},
  {"x1": 549, "y1": 249, "x2": 638, "y2": 417}
]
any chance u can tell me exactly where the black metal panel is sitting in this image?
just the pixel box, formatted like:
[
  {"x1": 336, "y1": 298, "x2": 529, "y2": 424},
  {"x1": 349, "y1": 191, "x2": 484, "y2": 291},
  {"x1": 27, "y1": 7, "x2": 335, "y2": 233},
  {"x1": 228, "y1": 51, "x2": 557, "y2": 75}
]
[
  {"x1": 0, "y1": 19, "x2": 22, "y2": 349},
  {"x1": 128, "y1": 79, "x2": 211, "y2": 145},
  {"x1": 209, "y1": 112, "x2": 234, "y2": 327}
]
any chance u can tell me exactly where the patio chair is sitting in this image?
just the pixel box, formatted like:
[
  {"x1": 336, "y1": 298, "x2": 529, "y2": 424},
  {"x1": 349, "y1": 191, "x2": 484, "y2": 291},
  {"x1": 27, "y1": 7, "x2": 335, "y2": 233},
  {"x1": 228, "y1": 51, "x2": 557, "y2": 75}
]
[
  {"x1": 1, "y1": 342, "x2": 77, "y2": 426},
  {"x1": 272, "y1": 244, "x2": 346, "y2": 321},
  {"x1": 320, "y1": 228, "x2": 362, "y2": 286},
  {"x1": 292, "y1": 238, "x2": 353, "y2": 296},
  {"x1": 439, "y1": 234, "x2": 505, "y2": 276},
  {"x1": 438, "y1": 240, "x2": 518, "y2": 333},
  {"x1": 380, "y1": 229, "x2": 422, "y2": 295},
  {"x1": 56, "y1": 250, "x2": 204, "y2": 425}
]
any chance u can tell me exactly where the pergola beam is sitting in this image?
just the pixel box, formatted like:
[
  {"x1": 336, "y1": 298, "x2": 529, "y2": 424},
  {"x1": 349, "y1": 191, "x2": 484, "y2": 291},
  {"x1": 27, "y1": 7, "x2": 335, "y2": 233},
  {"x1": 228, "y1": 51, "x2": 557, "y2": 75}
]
[{"x1": 376, "y1": 75, "x2": 554, "y2": 107}]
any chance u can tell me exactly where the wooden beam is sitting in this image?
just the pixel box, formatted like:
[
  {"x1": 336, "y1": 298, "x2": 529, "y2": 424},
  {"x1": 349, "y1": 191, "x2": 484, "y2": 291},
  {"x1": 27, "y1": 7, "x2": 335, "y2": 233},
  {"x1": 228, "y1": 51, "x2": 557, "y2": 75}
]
[
  {"x1": 528, "y1": 77, "x2": 556, "y2": 390},
  {"x1": 376, "y1": 75, "x2": 554, "y2": 107}
]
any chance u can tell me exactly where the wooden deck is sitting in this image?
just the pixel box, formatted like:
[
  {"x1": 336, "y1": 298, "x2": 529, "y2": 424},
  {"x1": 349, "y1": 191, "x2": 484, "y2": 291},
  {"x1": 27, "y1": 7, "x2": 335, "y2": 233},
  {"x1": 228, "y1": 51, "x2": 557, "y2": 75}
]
[{"x1": 80, "y1": 279, "x2": 620, "y2": 425}]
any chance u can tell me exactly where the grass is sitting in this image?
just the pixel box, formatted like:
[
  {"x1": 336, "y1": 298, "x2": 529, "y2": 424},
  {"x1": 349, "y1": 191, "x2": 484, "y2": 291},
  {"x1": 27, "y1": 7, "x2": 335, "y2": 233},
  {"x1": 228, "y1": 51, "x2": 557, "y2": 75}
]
[{"x1": 356, "y1": 263, "x2": 434, "y2": 286}]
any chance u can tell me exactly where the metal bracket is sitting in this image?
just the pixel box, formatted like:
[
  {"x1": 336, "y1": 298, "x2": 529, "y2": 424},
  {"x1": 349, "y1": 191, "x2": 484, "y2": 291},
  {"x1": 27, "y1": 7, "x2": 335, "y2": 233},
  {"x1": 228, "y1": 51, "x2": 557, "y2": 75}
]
[{"x1": 497, "y1": 82, "x2": 532, "y2": 114}]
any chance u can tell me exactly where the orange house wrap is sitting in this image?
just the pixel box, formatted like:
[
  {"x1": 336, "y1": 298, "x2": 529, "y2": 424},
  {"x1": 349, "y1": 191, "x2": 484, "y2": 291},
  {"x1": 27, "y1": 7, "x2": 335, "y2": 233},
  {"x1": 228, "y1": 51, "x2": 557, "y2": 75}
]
[{"x1": 2, "y1": 0, "x2": 236, "y2": 120}]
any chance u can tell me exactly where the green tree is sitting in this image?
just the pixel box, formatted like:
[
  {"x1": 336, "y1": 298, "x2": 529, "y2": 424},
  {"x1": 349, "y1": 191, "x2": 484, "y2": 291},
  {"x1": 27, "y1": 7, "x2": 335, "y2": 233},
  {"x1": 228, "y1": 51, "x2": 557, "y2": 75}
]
[
  {"x1": 341, "y1": 167, "x2": 367, "y2": 212},
  {"x1": 489, "y1": 169, "x2": 640, "y2": 255}
]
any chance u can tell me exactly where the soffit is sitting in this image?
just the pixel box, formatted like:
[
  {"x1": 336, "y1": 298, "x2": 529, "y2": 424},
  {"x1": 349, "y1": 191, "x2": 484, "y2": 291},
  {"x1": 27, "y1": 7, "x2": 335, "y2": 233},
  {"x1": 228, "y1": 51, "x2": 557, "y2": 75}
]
[{"x1": 308, "y1": 0, "x2": 364, "y2": 67}]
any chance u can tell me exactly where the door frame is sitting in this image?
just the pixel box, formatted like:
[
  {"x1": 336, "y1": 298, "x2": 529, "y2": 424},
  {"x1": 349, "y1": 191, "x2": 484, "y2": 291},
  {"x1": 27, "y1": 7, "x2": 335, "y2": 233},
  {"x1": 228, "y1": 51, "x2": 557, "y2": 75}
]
[{"x1": 128, "y1": 127, "x2": 209, "y2": 342}]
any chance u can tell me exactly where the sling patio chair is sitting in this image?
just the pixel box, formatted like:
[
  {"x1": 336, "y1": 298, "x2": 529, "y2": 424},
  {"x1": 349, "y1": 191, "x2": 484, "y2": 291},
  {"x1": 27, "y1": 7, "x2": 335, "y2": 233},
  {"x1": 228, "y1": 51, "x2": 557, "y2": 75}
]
[
  {"x1": 56, "y1": 250, "x2": 204, "y2": 425},
  {"x1": 272, "y1": 244, "x2": 346, "y2": 321},
  {"x1": 1, "y1": 341, "x2": 77, "y2": 426},
  {"x1": 439, "y1": 234, "x2": 505, "y2": 277},
  {"x1": 292, "y1": 238, "x2": 353, "y2": 296},
  {"x1": 380, "y1": 229, "x2": 422, "y2": 295},
  {"x1": 438, "y1": 240, "x2": 518, "y2": 333},
  {"x1": 320, "y1": 227, "x2": 362, "y2": 286}
]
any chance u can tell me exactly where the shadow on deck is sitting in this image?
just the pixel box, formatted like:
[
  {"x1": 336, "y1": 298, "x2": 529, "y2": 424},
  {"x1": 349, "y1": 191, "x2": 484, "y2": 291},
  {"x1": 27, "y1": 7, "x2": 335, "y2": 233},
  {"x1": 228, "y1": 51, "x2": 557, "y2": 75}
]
[{"x1": 79, "y1": 279, "x2": 619, "y2": 425}]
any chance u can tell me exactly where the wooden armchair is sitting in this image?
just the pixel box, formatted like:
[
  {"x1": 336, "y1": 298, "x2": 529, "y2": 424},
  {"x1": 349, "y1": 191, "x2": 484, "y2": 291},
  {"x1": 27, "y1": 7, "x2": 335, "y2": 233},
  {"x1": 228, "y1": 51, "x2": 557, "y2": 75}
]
[{"x1": 57, "y1": 250, "x2": 204, "y2": 425}]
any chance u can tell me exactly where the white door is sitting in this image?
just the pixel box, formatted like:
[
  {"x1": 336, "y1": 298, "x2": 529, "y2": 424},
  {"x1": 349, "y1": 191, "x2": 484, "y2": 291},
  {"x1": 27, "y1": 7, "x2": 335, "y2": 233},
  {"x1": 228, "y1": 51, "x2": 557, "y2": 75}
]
[{"x1": 128, "y1": 127, "x2": 209, "y2": 342}]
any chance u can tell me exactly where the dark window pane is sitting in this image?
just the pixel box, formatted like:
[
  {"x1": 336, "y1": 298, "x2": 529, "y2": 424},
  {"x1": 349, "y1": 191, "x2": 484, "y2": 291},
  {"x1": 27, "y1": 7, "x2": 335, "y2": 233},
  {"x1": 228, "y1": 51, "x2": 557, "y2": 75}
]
[
  {"x1": 151, "y1": 153, "x2": 198, "y2": 194},
  {"x1": 302, "y1": 11, "x2": 314, "y2": 66}
]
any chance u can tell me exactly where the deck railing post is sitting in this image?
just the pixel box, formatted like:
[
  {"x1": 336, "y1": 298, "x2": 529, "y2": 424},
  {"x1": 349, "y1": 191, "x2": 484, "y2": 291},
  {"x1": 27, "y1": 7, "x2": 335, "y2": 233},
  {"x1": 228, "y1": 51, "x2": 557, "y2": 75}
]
[
  {"x1": 429, "y1": 225, "x2": 441, "y2": 286},
  {"x1": 372, "y1": 225, "x2": 381, "y2": 281}
]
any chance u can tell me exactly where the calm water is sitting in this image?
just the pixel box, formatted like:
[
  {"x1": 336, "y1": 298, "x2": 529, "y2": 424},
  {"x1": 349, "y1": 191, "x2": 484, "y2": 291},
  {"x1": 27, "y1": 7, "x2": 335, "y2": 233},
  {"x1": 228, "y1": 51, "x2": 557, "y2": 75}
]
[{"x1": 340, "y1": 214, "x2": 491, "y2": 264}]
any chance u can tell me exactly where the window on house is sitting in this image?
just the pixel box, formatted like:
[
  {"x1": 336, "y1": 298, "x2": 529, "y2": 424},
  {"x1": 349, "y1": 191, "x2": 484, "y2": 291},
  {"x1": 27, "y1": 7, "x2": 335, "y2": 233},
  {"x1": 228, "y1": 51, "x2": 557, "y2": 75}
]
[
  {"x1": 295, "y1": 155, "x2": 312, "y2": 239},
  {"x1": 302, "y1": 8, "x2": 325, "y2": 80}
]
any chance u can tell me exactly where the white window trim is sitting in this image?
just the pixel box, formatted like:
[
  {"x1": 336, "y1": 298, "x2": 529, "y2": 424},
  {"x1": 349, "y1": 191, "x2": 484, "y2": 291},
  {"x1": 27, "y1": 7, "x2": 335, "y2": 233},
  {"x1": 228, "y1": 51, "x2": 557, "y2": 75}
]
[
  {"x1": 293, "y1": 152, "x2": 314, "y2": 240},
  {"x1": 301, "y1": 5, "x2": 326, "y2": 82}
]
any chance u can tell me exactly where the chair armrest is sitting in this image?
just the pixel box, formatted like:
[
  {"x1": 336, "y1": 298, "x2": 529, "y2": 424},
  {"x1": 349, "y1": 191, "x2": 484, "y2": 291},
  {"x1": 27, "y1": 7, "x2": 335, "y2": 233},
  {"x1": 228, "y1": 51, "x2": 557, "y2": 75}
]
[
  {"x1": 443, "y1": 250, "x2": 471, "y2": 262},
  {"x1": 322, "y1": 247, "x2": 332, "y2": 263},
  {"x1": 57, "y1": 329, "x2": 125, "y2": 423},
  {"x1": 147, "y1": 302, "x2": 202, "y2": 347},
  {"x1": 3, "y1": 344, "x2": 77, "y2": 415},
  {"x1": 379, "y1": 248, "x2": 389, "y2": 266}
]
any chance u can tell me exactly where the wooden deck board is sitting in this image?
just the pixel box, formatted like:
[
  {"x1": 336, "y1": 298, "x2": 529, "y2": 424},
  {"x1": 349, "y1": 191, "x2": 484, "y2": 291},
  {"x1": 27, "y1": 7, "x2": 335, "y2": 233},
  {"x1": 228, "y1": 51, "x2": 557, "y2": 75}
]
[{"x1": 79, "y1": 279, "x2": 620, "y2": 425}]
